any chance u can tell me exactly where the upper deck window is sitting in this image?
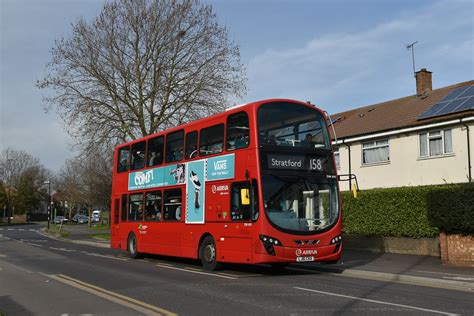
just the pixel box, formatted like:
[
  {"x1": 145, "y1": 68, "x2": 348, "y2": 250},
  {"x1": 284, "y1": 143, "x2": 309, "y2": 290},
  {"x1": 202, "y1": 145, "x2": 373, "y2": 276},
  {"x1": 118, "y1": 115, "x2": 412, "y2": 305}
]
[
  {"x1": 117, "y1": 146, "x2": 130, "y2": 173},
  {"x1": 166, "y1": 130, "x2": 184, "y2": 163},
  {"x1": 258, "y1": 102, "x2": 329, "y2": 149},
  {"x1": 131, "y1": 141, "x2": 146, "y2": 170},
  {"x1": 226, "y1": 112, "x2": 250, "y2": 151},
  {"x1": 185, "y1": 131, "x2": 198, "y2": 159},
  {"x1": 200, "y1": 124, "x2": 224, "y2": 156},
  {"x1": 147, "y1": 136, "x2": 164, "y2": 167}
]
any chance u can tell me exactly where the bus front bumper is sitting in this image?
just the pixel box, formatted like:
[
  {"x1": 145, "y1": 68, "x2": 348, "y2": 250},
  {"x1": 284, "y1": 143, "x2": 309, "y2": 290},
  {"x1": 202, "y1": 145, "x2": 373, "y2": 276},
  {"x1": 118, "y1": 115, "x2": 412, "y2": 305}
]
[{"x1": 253, "y1": 242, "x2": 342, "y2": 264}]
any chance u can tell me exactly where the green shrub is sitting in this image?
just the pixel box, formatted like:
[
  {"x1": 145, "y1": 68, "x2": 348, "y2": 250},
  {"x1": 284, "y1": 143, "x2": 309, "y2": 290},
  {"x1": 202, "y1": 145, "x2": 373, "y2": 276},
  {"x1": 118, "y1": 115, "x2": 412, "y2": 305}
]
[
  {"x1": 342, "y1": 186, "x2": 439, "y2": 238},
  {"x1": 426, "y1": 183, "x2": 474, "y2": 234}
]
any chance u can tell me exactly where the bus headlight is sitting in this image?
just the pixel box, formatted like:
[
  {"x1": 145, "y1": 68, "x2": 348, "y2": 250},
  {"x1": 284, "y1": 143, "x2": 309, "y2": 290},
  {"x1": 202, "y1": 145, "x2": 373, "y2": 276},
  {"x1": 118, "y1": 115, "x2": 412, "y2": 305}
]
[
  {"x1": 259, "y1": 235, "x2": 282, "y2": 246},
  {"x1": 259, "y1": 235, "x2": 282, "y2": 256},
  {"x1": 330, "y1": 235, "x2": 342, "y2": 244}
]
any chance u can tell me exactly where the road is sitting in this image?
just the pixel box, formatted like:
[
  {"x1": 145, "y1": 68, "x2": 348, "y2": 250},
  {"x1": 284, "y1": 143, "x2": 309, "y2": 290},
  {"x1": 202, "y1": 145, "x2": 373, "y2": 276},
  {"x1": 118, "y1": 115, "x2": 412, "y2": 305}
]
[{"x1": 1, "y1": 224, "x2": 473, "y2": 315}]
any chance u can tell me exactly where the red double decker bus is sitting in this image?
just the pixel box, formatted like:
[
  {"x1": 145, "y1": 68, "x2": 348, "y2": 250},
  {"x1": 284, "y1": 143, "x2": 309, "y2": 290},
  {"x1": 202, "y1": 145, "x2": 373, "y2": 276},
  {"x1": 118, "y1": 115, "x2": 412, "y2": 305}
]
[{"x1": 111, "y1": 99, "x2": 341, "y2": 270}]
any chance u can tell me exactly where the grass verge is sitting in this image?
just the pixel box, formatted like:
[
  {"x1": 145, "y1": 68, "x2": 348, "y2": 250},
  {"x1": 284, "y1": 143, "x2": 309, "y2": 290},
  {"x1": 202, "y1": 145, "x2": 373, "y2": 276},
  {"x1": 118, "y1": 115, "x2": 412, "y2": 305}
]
[
  {"x1": 89, "y1": 233, "x2": 110, "y2": 241},
  {"x1": 45, "y1": 224, "x2": 70, "y2": 238}
]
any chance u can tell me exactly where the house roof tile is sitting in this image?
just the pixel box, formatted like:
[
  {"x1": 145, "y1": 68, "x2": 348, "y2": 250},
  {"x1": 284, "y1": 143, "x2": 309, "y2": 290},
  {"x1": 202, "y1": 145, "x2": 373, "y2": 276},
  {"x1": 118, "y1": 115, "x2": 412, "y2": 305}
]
[{"x1": 331, "y1": 80, "x2": 474, "y2": 140}]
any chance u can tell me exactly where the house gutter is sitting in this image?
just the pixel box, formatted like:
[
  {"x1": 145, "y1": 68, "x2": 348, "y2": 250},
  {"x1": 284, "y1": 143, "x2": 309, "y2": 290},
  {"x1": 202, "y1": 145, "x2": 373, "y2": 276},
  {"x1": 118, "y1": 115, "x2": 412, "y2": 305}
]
[
  {"x1": 462, "y1": 122, "x2": 472, "y2": 182},
  {"x1": 343, "y1": 141, "x2": 352, "y2": 191}
]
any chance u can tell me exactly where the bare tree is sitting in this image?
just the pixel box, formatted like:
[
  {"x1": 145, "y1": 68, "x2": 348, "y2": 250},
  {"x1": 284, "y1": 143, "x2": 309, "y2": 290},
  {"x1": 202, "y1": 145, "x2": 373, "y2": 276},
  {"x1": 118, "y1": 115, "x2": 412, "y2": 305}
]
[
  {"x1": 56, "y1": 148, "x2": 113, "y2": 224},
  {"x1": 38, "y1": 0, "x2": 246, "y2": 152}
]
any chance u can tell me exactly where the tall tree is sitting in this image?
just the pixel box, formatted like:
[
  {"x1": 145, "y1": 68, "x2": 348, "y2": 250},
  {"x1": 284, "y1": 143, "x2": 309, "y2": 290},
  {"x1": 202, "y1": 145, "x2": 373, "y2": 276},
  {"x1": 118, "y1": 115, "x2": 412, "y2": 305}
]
[
  {"x1": 0, "y1": 148, "x2": 50, "y2": 218},
  {"x1": 38, "y1": 0, "x2": 246, "y2": 152}
]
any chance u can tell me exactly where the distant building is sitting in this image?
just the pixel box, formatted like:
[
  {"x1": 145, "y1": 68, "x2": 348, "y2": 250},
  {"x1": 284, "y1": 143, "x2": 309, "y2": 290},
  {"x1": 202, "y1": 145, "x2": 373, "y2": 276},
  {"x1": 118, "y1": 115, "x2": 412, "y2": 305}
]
[{"x1": 332, "y1": 69, "x2": 473, "y2": 191}]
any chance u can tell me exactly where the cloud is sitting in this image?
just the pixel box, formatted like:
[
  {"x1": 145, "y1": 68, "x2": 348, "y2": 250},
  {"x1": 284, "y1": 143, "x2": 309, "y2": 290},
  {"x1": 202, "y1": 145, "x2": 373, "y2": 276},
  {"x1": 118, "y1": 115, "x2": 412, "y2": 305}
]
[{"x1": 245, "y1": 0, "x2": 473, "y2": 113}]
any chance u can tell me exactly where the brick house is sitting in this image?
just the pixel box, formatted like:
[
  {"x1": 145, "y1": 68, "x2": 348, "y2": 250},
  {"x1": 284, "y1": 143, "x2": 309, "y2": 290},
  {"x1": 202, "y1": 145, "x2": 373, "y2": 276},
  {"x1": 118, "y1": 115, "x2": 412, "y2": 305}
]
[{"x1": 331, "y1": 69, "x2": 474, "y2": 191}]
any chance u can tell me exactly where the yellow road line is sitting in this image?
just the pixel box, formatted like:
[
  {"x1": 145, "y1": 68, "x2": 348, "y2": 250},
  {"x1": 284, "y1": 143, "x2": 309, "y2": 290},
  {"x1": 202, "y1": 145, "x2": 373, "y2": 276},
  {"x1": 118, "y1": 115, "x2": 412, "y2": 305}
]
[{"x1": 46, "y1": 273, "x2": 177, "y2": 316}]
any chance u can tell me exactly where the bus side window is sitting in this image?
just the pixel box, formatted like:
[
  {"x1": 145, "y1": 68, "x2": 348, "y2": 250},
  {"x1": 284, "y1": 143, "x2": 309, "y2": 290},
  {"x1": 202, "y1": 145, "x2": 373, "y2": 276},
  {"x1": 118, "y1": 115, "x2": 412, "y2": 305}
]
[
  {"x1": 226, "y1": 112, "x2": 249, "y2": 151},
  {"x1": 121, "y1": 194, "x2": 128, "y2": 222},
  {"x1": 166, "y1": 130, "x2": 184, "y2": 163},
  {"x1": 145, "y1": 191, "x2": 162, "y2": 221},
  {"x1": 128, "y1": 193, "x2": 144, "y2": 221},
  {"x1": 147, "y1": 136, "x2": 164, "y2": 167},
  {"x1": 185, "y1": 131, "x2": 198, "y2": 159},
  {"x1": 117, "y1": 146, "x2": 130, "y2": 173},
  {"x1": 113, "y1": 198, "x2": 120, "y2": 225},
  {"x1": 163, "y1": 189, "x2": 182, "y2": 221},
  {"x1": 131, "y1": 141, "x2": 146, "y2": 170},
  {"x1": 200, "y1": 124, "x2": 224, "y2": 156},
  {"x1": 230, "y1": 180, "x2": 258, "y2": 221}
]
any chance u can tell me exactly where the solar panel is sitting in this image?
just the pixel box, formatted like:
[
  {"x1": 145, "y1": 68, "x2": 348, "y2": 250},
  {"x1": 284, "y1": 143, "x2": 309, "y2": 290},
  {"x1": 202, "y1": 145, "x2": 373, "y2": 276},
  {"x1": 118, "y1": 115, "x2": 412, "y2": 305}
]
[{"x1": 418, "y1": 84, "x2": 474, "y2": 120}]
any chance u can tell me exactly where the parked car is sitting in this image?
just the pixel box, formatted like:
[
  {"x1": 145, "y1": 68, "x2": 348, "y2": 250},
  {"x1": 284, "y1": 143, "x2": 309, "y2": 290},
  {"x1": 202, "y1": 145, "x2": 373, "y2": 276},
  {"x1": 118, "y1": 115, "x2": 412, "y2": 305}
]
[
  {"x1": 76, "y1": 215, "x2": 89, "y2": 224},
  {"x1": 53, "y1": 216, "x2": 68, "y2": 224}
]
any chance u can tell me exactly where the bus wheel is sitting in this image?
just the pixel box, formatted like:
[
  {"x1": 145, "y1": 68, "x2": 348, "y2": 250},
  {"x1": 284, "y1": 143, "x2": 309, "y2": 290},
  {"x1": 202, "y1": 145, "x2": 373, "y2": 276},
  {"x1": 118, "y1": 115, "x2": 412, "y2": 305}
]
[
  {"x1": 127, "y1": 233, "x2": 141, "y2": 259},
  {"x1": 199, "y1": 236, "x2": 221, "y2": 271}
]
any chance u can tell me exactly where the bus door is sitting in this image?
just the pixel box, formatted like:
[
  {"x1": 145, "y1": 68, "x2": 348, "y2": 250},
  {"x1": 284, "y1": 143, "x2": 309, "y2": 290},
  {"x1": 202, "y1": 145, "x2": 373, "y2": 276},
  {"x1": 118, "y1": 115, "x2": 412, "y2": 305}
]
[
  {"x1": 111, "y1": 195, "x2": 120, "y2": 248},
  {"x1": 113, "y1": 194, "x2": 129, "y2": 249}
]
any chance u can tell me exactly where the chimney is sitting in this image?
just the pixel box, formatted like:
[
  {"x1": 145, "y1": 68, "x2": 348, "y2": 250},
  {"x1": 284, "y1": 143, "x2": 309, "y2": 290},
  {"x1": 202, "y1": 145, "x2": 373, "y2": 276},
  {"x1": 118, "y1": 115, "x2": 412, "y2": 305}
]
[{"x1": 415, "y1": 68, "x2": 432, "y2": 96}]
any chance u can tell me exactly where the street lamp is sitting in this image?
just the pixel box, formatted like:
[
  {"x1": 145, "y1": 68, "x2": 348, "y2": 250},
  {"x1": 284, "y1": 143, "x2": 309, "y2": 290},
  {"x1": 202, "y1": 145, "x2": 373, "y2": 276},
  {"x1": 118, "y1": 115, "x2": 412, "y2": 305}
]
[{"x1": 43, "y1": 180, "x2": 51, "y2": 229}]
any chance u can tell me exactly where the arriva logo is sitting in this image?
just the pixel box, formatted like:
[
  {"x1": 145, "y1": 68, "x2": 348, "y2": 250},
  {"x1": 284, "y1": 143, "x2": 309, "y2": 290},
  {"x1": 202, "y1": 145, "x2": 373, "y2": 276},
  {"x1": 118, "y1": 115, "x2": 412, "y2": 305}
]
[
  {"x1": 134, "y1": 170, "x2": 154, "y2": 186},
  {"x1": 213, "y1": 160, "x2": 227, "y2": 170}
]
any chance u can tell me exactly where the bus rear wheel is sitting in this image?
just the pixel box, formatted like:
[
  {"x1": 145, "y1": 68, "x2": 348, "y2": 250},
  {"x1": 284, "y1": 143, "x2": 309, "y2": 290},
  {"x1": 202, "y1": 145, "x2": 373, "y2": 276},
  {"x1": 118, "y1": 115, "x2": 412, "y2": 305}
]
[
  {"x1": 199, "y1": 236, "x2": 221, "y2": 271},
  {"x1": 127, "y1": 233, "x2": 141, "y2": 259}
]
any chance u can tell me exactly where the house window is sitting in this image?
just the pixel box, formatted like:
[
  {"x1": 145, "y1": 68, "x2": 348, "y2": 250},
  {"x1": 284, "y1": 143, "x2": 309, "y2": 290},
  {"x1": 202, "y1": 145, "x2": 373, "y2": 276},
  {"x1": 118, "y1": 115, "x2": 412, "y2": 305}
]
[
  {"x1": 362, "y1": 139, "x2": 389, "y2": 164},
  {"x1": 419, "y1": 129, "x2": 453, "y2": 157},
  {"x1": 334, "y1": 149, "x2": 340, "y2": 169}
]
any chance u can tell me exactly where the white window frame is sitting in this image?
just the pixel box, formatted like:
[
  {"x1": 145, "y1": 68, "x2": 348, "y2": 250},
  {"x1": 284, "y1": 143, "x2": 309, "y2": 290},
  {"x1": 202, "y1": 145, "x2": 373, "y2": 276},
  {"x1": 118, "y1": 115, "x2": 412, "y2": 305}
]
[
  {"x1": 361, "y1": 139, "x2": 390, "y2": 165},
  {"x1": 419, "y1": 129, "x2": 453, "y2": 158}
]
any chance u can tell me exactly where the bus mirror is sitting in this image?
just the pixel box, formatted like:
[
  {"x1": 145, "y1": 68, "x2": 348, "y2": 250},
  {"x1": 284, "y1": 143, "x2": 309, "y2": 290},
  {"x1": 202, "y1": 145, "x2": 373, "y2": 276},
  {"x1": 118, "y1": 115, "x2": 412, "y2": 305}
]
[{"x1": 240, "y1": 188, "x2": 250, "y2": 205}]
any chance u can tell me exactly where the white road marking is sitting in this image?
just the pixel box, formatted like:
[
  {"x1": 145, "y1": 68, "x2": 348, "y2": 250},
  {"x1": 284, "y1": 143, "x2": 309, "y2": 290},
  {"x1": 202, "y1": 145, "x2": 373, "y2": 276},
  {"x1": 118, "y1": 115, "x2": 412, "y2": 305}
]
[
  {"x1": 156, "y1": 264, "x2": 237, "y2": 280},
  {"x1": 80, "y1": 251, "x2": 129, "y2": 261},
  {"x1": 19, "y1": 229, "x2": 24, "y2": 231},
  {"x1": 0, "y1": 228, "x2": 3, "y2": 230},
  {"x1": 138, "y1": 259, "x2": 150, "y2": 263},
  {"x1": 29, "y1": 229, "x2": 35, "y2": 231},
  {"x1": 49, "y1": 247, "x2": 76, "y2": 252},
  {"x1": 294, "y1": 287, "x2": 459, "y2": 315},
  {"x1": 7, "y1": 228, "x2": 13, "y2": 231},
  {"x1": 217, "y1": 272, "x2": 262, "y2": 278},
  {"x1": 0, "y1": 254, "x2": 6, "y2": 258},
  {"x1": 27, "y1": 242, "x2": 43, "y2": 247}
]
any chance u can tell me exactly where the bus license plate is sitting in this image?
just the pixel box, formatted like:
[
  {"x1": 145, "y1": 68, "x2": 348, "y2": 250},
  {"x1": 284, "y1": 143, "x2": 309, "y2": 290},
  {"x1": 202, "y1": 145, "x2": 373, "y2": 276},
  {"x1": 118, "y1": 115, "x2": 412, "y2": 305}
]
[{"x1": 296, "y1": 256, "x2": 315, "y2": 262}]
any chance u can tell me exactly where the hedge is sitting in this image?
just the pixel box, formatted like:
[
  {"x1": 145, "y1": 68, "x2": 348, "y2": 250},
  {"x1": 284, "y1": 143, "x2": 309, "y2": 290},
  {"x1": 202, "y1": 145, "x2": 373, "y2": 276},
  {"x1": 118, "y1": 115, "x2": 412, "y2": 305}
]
[
  {"x1": 426, "y1": 183, "x2": 474, "y2": 234},
  {"x1": 341, "y1": 183, "x2": 474, "y2": 238}
]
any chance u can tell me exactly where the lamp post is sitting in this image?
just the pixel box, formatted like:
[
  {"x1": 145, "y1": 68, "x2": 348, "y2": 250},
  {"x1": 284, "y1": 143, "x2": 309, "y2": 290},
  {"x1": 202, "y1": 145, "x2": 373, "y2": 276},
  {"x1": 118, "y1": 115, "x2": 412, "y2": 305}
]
[{"x1": 43, "y1": 180, "x2": 51, "y2": 229}]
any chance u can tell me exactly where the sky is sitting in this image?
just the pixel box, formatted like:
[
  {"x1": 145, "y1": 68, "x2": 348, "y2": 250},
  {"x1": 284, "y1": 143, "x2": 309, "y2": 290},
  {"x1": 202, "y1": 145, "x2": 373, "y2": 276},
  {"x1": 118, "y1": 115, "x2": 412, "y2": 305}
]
[{"x1": 1, "y1": 0, "x2": 473, "y2": 172}]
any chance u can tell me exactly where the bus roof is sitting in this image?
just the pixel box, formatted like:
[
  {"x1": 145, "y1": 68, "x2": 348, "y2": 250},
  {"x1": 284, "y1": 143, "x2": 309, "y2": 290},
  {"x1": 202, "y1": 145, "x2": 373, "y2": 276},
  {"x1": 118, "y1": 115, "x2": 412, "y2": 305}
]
[{"x1": 115, "y1": 98, "x2": 325, "y2": 149}]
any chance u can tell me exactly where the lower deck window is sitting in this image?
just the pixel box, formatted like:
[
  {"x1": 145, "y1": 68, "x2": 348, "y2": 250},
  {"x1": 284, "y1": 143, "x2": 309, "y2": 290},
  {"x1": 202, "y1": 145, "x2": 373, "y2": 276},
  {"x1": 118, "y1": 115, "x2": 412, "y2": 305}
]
[
  {"x1": 128, "y1": 193, "x2": 144, "y2": 221},
  {"x1": 164, "y1": 189, "x2": 182, "y2": 221}
]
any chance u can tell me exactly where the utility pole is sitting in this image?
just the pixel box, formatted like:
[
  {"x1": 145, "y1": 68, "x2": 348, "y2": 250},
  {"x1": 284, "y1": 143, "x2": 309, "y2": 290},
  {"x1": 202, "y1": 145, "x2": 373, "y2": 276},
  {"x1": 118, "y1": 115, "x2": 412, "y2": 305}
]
[{"x1": 44, "y1": 180, "x2": 51, "y2": 229}]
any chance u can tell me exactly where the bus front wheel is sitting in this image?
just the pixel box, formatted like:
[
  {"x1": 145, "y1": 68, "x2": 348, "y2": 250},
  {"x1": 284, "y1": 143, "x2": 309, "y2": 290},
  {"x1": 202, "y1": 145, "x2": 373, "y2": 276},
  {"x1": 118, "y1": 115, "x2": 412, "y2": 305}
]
[
  {"x1": 199, "y1": 236, "x2": 221, "y2": 271},
  {"x1": 127, "y1": 233, "x2": 141, "y2": 259}
]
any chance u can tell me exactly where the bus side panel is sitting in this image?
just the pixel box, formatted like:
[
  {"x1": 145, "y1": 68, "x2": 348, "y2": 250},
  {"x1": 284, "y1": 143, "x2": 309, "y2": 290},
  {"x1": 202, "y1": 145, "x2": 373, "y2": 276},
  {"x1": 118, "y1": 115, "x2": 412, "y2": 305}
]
[{"x1": 218, "y1": 237, "x2": 252, "y2": 264}]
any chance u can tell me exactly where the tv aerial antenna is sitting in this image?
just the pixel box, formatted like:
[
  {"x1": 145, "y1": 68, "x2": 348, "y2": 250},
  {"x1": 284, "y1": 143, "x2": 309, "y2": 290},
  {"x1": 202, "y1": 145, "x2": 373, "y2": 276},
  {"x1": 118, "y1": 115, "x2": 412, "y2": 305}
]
[{"x1": 406, "y1": 41, "x2": 418, "y2": 78}]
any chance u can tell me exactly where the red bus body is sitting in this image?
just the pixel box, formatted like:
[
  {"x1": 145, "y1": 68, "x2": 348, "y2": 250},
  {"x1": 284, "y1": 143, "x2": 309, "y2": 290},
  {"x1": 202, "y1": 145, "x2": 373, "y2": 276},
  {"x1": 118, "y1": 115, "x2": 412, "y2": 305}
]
[{"x1": 110, "y1": 99, "x2": 342, "y2": 267}]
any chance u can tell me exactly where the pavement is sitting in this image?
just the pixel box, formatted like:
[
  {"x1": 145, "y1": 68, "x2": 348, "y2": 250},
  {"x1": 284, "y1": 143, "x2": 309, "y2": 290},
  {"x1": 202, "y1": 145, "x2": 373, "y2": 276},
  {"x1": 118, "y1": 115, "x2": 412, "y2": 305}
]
[{"x1": 40, "y1": 222, "x2": 474, "y2": 293}]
